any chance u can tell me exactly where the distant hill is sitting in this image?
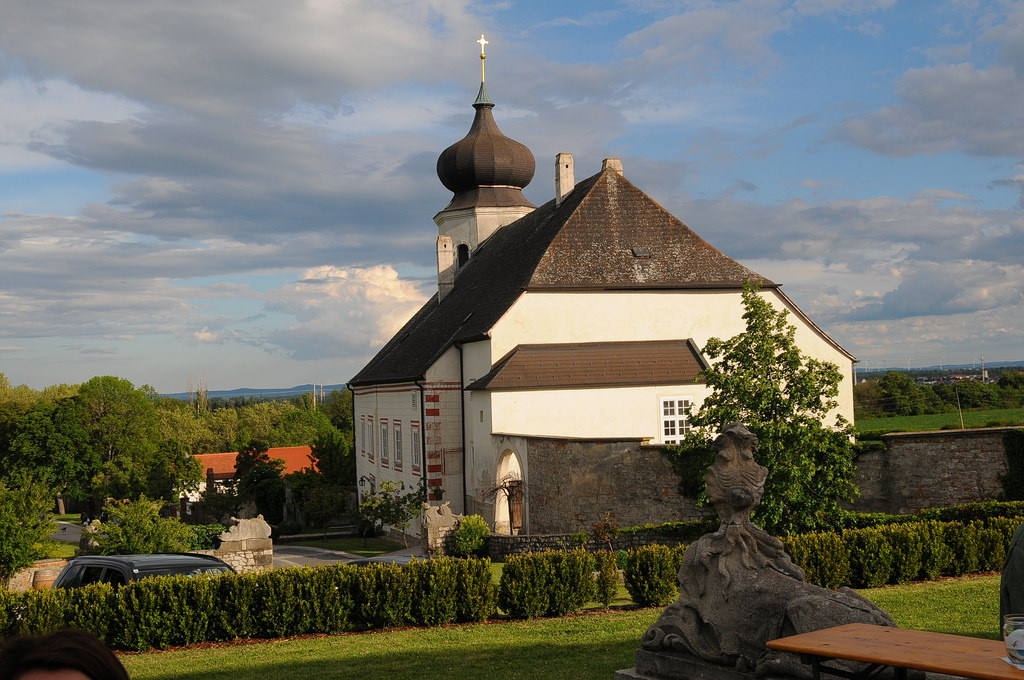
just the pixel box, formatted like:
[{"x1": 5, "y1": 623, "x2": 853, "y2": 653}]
[{"x1": 162, "y1": 383, "x2": 348, "y2": 401}]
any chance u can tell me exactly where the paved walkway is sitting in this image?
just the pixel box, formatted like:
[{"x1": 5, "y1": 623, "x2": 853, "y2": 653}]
[{"x1": 51, "y1": 522, "x2": 82, "y2": 544}]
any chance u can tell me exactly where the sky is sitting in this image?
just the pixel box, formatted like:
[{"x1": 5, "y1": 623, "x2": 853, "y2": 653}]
[{"x1": 2, "y1": 0, "x2": 1023, "y2": 393}]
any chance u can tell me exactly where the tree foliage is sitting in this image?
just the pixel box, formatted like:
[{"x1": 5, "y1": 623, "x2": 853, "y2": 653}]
[
  {"x1": 667, "y1": 284, "x2": 857, "y2": 535},
  {"x1": 90, "y1": 496, "x2": 193, "y2": 555},
  {"x1": 0, "y1": 472, "x2": 57, "y2": 583},
  {"x1": 358, "y1": 480, "x2": 427, "y2": 547},
  {"x1": 235, "y1": 442, "x2": 286, "y2": 524}
]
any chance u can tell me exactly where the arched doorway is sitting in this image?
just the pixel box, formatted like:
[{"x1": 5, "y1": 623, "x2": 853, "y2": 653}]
[{"x1": 493, "y1": 449, "x2": 523, "y2": 535}]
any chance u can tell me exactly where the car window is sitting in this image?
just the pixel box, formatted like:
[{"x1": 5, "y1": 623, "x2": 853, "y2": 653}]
[
  {"x1": 103, "y1": 569, "x2": 127, "y2": 586},
  {"x1": 79, "y1": 565, "x2": 105, "y2": 586},
  {"x1": 139, "y1": 565, "x2": 231, "y2": 578},
  {"x1": 56, "y1": 564, "x2": 82, "y2": 587}
]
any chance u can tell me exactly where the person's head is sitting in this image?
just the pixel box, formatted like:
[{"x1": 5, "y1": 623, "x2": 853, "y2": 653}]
[{"x1": 0, "y1": 629, "x2": 129, "y2": 680}]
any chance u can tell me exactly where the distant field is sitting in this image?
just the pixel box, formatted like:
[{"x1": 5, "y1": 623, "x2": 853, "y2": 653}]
[{"x1": 856, "y1": 407, "x2": 1024, "y2": 435}]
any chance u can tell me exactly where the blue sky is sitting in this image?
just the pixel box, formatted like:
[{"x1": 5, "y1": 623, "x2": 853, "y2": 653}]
[{"x1": 2, "y1": 0, "x2": 1023, "y2": 393}]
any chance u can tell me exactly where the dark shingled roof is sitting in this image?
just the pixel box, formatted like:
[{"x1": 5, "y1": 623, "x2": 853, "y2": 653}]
[
  {"x1": 350, "y1": 165, "x2": 775, "y2": 386},
  {"x1": 465, "y1": 340, "x2": 709, "y2": 391}
]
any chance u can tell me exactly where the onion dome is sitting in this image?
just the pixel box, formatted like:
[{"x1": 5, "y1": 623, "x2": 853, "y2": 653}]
[{"x1": 436, "y1": 82, "x2": 536, "y2": 211}]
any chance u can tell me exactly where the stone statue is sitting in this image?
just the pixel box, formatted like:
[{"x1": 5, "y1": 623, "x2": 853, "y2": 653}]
[
  {"x1": 636, "y1": 423, "x2": 894, "y2": 678},
  {"x1": 1002, "y1": 522, "x2": 1024, "y2": 627}
]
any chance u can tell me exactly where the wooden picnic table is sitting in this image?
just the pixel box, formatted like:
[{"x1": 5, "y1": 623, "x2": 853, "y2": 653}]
[{"x1": 766, "y1": 622, "x2": 1022, "y2": 680}]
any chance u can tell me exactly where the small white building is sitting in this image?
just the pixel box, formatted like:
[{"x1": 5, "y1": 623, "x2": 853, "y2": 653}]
[{"x1": 350, "y1": 79, "x2": 854, "y2": 537}]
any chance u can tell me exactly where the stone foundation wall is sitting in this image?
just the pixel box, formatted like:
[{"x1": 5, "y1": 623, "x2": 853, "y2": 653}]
[
  {"x1": 524, "y1": 437, "x2": 701, "y2": 535},
  {"x1": 853, "y1": 426, "x2": 1018, "y2": 514},
  {"x1": 5, "y1": 559, "x2": 68, "y2": 592}
]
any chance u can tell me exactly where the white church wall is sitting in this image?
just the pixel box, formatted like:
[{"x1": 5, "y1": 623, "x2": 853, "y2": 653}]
[
  {"x1": 352, "y1": 383, "x2": 423, "y2": 502},
  {"x1": 489, "y1": 288, "x2": 855, "y2": 424}
]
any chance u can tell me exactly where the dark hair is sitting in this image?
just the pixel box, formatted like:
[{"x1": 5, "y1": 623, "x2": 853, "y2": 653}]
[{"x1": 0, "y1": 629, "x2": 129, "y2": 680}]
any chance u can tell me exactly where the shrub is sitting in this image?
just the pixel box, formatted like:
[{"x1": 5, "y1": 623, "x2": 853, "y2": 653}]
[
  {"x1": 498, "y1": 552, "x2": 552, "y2": 619},
  {"x1": 615, "y1": 550, "x2": 629, "y2": 570},
  {"x1": 354, "y1": 563, "x2": 413, "y2": 628},
  {"x1": 916, "y1": 521, "x2": 953, "y2": 581},
  {"x1": 623, "y1": 545, "x2": 677, "y2": 607},
  {"x1": 451, "y1": 514, "x2": 490, "y2": 557},
  {"x1": 972, "y1": 521, "x2": 1006, "y2": 572},
  {"x1": 882, "y1": 523, "x2": 923, "y2": 585},
  {"x1": 408, "y1": 558, "x2": 458, "y2": 626},
  {"x1": 455, "y1": 557, "x2": 497, "y2": 622},
  {"x1": 91, "y1": 497, "x2": 192, "y2": 555},
  {"x1": 187, "y1": 523, "x2": 227, "y2": 550},
  {"x1": 593, "y1": 550, "x2": 619, "y2": 608},
  {"x1": 785, "y1": 531, "x2": 851, "y2": 589},
  {"x1": 844, "y1": 528, "x2": 893, "y2": 588},
  {"x1": 545, "y1": 549, "x2": 596, "y2": 617},
  {"x1": 944, "y1": 522, "x2": 980, "y2": 577}
]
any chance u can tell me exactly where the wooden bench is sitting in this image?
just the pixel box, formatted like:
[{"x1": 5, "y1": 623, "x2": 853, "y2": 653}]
[{"x1": 766, "y1": 623, "x2": 1021, "y2": 680}]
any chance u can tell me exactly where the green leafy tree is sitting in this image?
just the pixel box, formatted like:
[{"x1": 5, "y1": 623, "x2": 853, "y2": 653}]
[
  {"x1": 668, "y1": 283, "x2": 857, "y2": 536},
  {"x1": 76, "y1": 376, "x2": 162, "y2": 501},
  {"x1": 90, "y1": 496, "x2": 193, "y2": 555},
  {"x1": 146, "y1": 438, "x2": 204, "y2": 501},
  {"x1": 0, "y1": 472, "x2": 57, "y2": 584},
  {"x1": 308, "y1": 429, "x2": 355, "y2": 486},
  {"x1": 201, "y1": 479, "x2": 243, "y2": 524},
  {"x1": 235, "y1": 441, "x2": 286, "y2": 524},
  {"x1": 358, "y1": 480, "x2": 427, "y2": 547}
]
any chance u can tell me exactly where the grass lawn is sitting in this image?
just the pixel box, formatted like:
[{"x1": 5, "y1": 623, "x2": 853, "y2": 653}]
[
  {"x1": 856, "y1": 407, "x2": 1024, "y2": 434},
  {"x1": 120, "y1": 575, "x2": 1001, "y2": 680},
  {"x1": 280, "y1": 536, "x2": 403, "y2": 557},
  {"x1": 44, "y1": 540, "x2": 77, "y2": 559}
]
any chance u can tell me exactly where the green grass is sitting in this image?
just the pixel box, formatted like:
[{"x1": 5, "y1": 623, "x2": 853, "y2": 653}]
[
  {"x1": 280, "y1": 536, "x2": 403, "y2": 557},
  {"x1": 119, "y1": 576, "x2": 1001, "y2": 680},
  {"x1": 856, "y1": 407, "x2": 1024, "y2": 435},
  {"x1": 857, "y1": 574, "x2": 1001, "y2": 640},
  {"x1": 53, "y1": 514, "x2": 83, "y2": 525},
  {"x1": 44, "y1": 540, "x2": 77, "y2": 559}
]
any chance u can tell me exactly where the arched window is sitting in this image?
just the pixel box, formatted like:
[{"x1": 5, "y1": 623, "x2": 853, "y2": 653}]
[{"x1": 457, "y1": 243, "x2": 470, "y2": 269}]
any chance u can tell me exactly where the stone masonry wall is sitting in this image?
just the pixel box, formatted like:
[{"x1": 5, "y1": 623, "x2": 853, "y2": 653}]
[
  {"x1": 853, "y1": 427, "x2": 1017, "y2": 514},
  {"x1": 524, "y1": 437, "x2": 701, "y2": 535}
]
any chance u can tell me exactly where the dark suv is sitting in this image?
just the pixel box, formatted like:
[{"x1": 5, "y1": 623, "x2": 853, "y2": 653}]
[{"x1": 52, "y1": 553, "x2": 234, "y2": 588}]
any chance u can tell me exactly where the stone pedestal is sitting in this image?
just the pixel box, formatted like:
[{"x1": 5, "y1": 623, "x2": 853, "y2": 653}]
[{"x1": 616, "y1": 649, "x2": 771, "y2": 680}]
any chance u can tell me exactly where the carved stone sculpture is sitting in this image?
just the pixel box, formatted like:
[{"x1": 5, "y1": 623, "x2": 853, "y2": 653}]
[{"x1": 636, "y1": 423, "x2": 894, "y2": 678}]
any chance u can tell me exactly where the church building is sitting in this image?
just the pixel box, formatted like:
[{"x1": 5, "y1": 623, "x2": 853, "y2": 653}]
[{"x1": 350, "y1": 45, "x2": 854, "y2": 537}]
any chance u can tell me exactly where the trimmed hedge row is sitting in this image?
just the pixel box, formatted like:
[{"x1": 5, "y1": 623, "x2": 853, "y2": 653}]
[
  {"x1": 784, "y1": 516, "x2": 1022, "y2": 589},
  {"x1": 0, "y1": 558, "x2": 495, "y2": 651}
]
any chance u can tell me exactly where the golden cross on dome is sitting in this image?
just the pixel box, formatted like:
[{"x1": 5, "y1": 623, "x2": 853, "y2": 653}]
[{"x1": 477, "y1": 34, "x2": 488, "y2": 82}]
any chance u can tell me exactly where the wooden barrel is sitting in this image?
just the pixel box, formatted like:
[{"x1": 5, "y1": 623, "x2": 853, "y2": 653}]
[{"x1": 32, "y1": 568, "x2": 60, "y2": 590}]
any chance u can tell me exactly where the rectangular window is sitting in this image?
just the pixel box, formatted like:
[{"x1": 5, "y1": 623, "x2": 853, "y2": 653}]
[
  {"x1": 360, "y1": 416, "x2": 366, "y2": 457},
  {"x1": 367, "y1": 417, "x2": 375, "y2": 461},
  {"x1": 380, "y1": 419, "x2": 389, "y2": 464},
  {"x1": 393, "y1": 421, "x2": 403, "y2": 469},
  {"x1": 660, "y1": 397, "x2": 691, "y2": 445},
  {"x1": 411, "y1": 422, "x2": 421, "y2": 472}
]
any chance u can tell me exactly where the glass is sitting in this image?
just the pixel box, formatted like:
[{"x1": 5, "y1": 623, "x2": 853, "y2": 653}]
[{"x1": 1004, "y1": 614, "x2": 1024, "y2": 669}]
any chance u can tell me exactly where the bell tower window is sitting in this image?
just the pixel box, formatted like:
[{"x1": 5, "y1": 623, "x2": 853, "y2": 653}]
[{"x1": 457, "y1": 243, "x2": 470, "y2": 269}]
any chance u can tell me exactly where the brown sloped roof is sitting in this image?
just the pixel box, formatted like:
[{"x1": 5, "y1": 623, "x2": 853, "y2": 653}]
[
  {"x1": 465, "y1": 340, "x2": 708, "y2": 391},
  {"x1": 350, "y1": 164, "x2": 774, "y2": 386}
]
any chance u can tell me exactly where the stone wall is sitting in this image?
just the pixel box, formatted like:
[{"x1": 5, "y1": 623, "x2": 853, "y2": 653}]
[
  {"x1": 853, "y1": 426, "x2": 1017, "y2": 514},
  {"x1": 524, "y1": 437, "x2": 701, "y2": 535}
]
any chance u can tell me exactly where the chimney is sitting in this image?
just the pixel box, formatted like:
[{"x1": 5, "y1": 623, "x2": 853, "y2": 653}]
[
  {"x1": 555, "y1": 152, "x2": 574, "y2": 207},
  {"x1": 437, "y1": 235, "x2": 455, "y2": 301},
  {"x1": 602, "y1": 158, "x2": 623, "y2": 175}
]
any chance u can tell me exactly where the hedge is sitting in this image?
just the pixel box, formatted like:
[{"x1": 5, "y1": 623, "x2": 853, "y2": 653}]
[{"x1": 0, "y1": 557, "x2": 494, "y2": 650}]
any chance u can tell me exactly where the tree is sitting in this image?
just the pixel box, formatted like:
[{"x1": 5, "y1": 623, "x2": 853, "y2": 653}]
[
  {"x1": 76, "y1": 376, "x2": 162, "y2": 501},
  {"x1": 308, "y1": 429, "x2": 355, "y2": 486},
  {"x1": 235, "y1": 442, "x2": 286, "y2": 524},
  {"x1": 358, "y1": 480, "x2": 427, "y2": 547},
  {"x1": 90, "y1": 496, "x2": 193, "y2": 555},
  {"x1": 667, "y1": 283, "x2": 857, "y2": 536},
  {"x1": 146, "y1": 439, "x2": 204, "y2": 501},
  {"x1": 0, "y1": 472, "x2": 57, "y2": 583}
]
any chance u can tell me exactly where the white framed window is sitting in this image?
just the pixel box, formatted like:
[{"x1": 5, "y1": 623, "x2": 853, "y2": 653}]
[
  {"x1": 380, "y1": 419, "x2": 389, "y2": 464},
  {"x1": 360, "y1": 416, "x2": 366, "y2": 456},
  {"x1": 367, "y1": 416, "x2": 375, "y2": 461},
  {"x1": 661, "y1": 397, "x2": 692, "y2": 444},
  {"x1": 411, "y1": 422, "x2": 421, "y2": 472},
  {"x1": 393, "y1": 421, "x2": 403, "y2": 469}
]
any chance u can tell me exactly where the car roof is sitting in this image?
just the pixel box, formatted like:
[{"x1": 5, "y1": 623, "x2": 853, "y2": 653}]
[{"x1": 68, "y1": 553, "x2": 229, "y2": 569}]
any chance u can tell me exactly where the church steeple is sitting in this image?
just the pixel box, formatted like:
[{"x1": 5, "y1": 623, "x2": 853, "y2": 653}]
[{"x1": 435, "y1": 35, "x2": 536, "y2": 300}]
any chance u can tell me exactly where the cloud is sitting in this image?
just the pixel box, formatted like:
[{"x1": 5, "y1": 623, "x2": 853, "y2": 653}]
[{"x1": 263, "y1": 265, "x2": 429, "y2": 360}]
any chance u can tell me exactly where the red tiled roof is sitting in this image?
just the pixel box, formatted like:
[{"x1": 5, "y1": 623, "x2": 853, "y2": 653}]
[{"x1": 195, "y1": 446, "x2": 313, "y2": 481}]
